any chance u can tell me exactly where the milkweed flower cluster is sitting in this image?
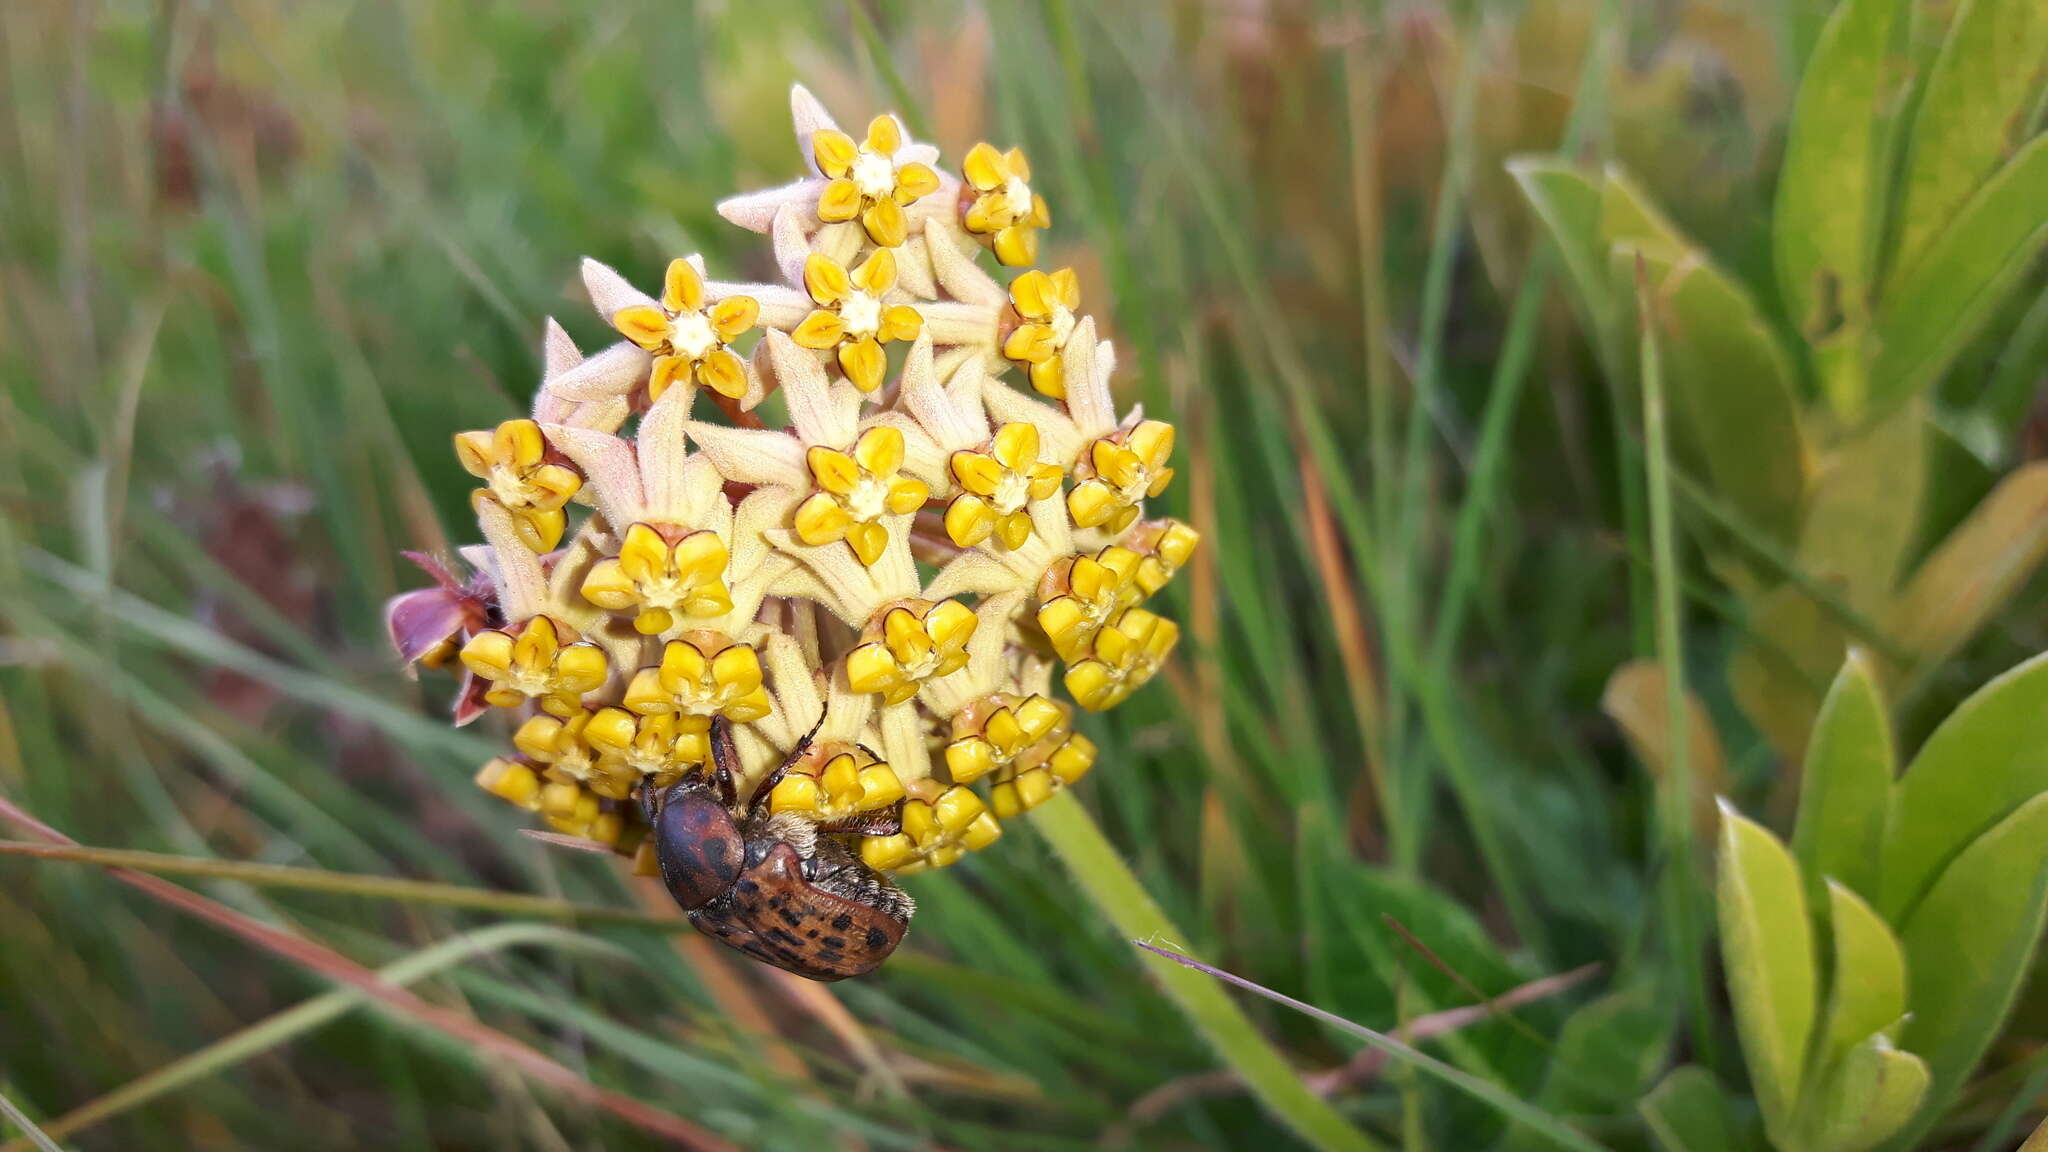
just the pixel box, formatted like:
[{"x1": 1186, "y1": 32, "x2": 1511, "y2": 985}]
[{"x1": 388, "y1": 86, "x2": 1195, "y2": 878}]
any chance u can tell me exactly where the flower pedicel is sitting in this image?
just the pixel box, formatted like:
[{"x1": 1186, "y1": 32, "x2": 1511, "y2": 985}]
[{"x1": 389, "y1": 86, "x2": 1195, "y2": 979}]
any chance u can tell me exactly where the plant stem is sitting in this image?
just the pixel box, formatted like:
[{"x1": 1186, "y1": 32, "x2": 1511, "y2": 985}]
[
  {"x1": 0, "y1": 840, "x2": 682, "y2": 931},
  {"x1": 1637, "y1": 263, "x2": 1718, "y2": 1073},
  {"x1": 1031, "y1": 793, "x2": 1385, "y2": 1152}
]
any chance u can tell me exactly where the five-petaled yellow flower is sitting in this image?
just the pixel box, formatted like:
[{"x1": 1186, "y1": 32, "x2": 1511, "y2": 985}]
[
  {"x1": 1036, "y1": 545, "x2": 1144, "y2": 663},
  {"x1": 1069, "y1": 420, "x2": 1176, "y2": 535},
  {"x1": 609, "y1": 259, "x2": 759, "y2": 401},
  {"x1": 946, "y1": 423, "x2": 1064, "y2": 551},
  {"x1": 459, "y1": 615, "x2": 609, "y2": 717},
  {"x1": 813, "y1": 115, "x2": 942, "y2": 248},
  {"x1": 793, "y1": 425, "x2": 930, "y2": 567},
  {"x1": 515, "y1": 709, "x2": 639, "y2": 801},
  {"x1": 791, "y1": 250, "x2": 924, "y2": 393},
  {"x1": 845, "y1": 599, "x2": 979, "y2": 706},
  {"x1": 944, "y1": 693, "x2": 1069, "y2": 784},
  {"x1": 453, "y1": 419, "x2": 582, "y2": 552},
  {"x1": 622, "y1": 633, "x2": 773, "y2": 726},
  {"x1": 769, "y1": 744, "x2": 908, "y2": 822},
  {"x1": 860, "y1": 780, "x2": 1002, "y2": 874},
  {"x1": 581, "y1": 524, "x2": 733, "y2": 635},
  {"x1": 1063, "y1": 607, "x2": 1179, "y2": 712},
  {"x1": 1002, "y1": 268, "x2": 1084, "y2": 399},
  {"x1": 990, "y1": 732, "x2": 1097, "y2": 819},
  {"x1": 583, "y1": 706, "x2": 709, "y2": 789},
  {"x1": 961, "y1": 142, "x2": 1050, "y2": 266}
]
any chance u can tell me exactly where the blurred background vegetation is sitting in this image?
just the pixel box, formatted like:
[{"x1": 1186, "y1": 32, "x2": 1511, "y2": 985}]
[{"x1": 2, "y1": 0, "x2": 2044, "y2": 1149}]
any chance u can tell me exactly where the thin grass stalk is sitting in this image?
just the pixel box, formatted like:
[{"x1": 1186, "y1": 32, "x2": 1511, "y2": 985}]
[
  {"x1": 1030, "y1": 793, "x2": 1385, "y2": 1152},
  {"x1": 0, "y1": 841, "x2": 683, "y2": 931},
  {"x1": 1635, "y1": 263, "x2": 1717, "y2": 1073},
  {"x1": 0, "y1": 925, "x2": 633, "y2": 1152},
  {"x1": 0, "y1": 1093, "x2": 59, "y2": 1152},
  {"x1": 1136, "y1": 941, "x2": 1608, "y2": 1152}
]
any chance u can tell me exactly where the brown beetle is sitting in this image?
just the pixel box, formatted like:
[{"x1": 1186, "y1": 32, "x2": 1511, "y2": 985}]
[{"x1": 646, "y1": 717, "x2": 913, "y2": 981}]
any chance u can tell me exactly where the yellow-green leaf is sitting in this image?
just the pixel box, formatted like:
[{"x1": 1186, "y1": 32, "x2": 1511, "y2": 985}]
[
  {"x1": 1791, "y1": 652, "x2": 1894, "y2": 904},
  {"x1": 1894, "y1": 791, "x2": 2048, "y2": 1146},
  {"x1": 1879, "y1": 652, "x2": 2048, "y2": 920},
  {"x1": 1728, "y1": 583, "x2": 1846, "y2": 769},
  {"x1": 1641, "y1": 1065, "x2": 1766, "y2": 1152},
  {"x1": 1793, "y1": 402, "x2": 1926, "y2": 616},
  {"x1": 1774, "y1": 0, "x2": 1896, "y2": 401},
  {"x1": 1815, "y1": 881, "x2": 1905, "y2": 1067},
  {"x1": 1716, "y1": 803, "x2": 1818, "y2": 1139},
  {"x1": 1888, "y1": 0, "x2": 2048, "y2": 282},
  {"x1": 1603, "y1": 661, "x2": 1730, "y2": 851},
  {"x1": 1870, "y1": 135, "x2": 2048, "y2": 414},
  {"x1": 1796, "y1": 1032, "x2": 1930, "y2": 1152},
  {"x1": 1883, "y1": 461, "x2": 2048, "y2": 676}
]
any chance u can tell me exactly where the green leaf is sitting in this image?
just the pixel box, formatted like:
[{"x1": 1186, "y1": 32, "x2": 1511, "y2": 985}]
[
  {"x1": 1600, "y1": 166, "x2": 1693, "y2": 265},
  {"x1": 1879, "y1": 651, "x2": 2048, "y2": 919},
  {"x1": 1619, "y1": 242, "x2": 1807, "y2": 552},
  {"x1": 1640, "y1": 1065, "x2": 1767, "y2": 1152},
  {"x1": 1814, "y1": 882, "x2": 1906, "y2": 1067},
  {"x1": 1797, "y1": 1032, "x2": 1930, "y2": 1152},
  {"x1": 1893, "y1": 791, "x2": 2048, "y2": 1145},
  {"x1": 1793, "y1": 401, "x2": 1927, "y2": 616},
  {"x1": 1728, "y1": 583, "x2": 1847, "y2": 768},
  {"x1": 1888, "y1": 0, "x2": 2048, "y2": 282},
  {"x1": 1792, "y1": 652, "x2": 1895, "y2": 904},
  {"x1": 1883, "y1": 461, "x2": 2048, "y2": 674},
  {"x1": 1507, "y1": 158, "x2": 1614, "y2": 340},
  {"x1": 1774, "y1": 0, "x2": 1897, "y2": 413},
  {"x1": 1716, "y1": 803, "x2": 1819, "y2": 1138},
  {"x1": 1536, "y1": 981, "x2": 1673, "y2": 1115},
  {"x1": 1871, "y1": 135, "x2": 2048, "y2": 413}
]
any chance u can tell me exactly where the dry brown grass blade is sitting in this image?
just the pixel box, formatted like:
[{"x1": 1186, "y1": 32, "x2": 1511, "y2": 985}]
[{"x1": 0, "y1": 792, "x2": 739, "y2": 1152}]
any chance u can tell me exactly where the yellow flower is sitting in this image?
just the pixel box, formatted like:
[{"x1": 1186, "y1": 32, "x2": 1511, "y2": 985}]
[
  {"x1": 961, "y1": 142, "x2": 1050, "y2": 266},
  {"x1": 581, "y1": 523, "x2": 733, "y2": 635},
  {"x1": 945, "y1": 422, "x2": 1064, "y2": 551},
  {"x1": 515, "y1": 709, "x2": 638, "y2": 800},
  {"x1": 583, "y1": 706, "x2": 710, "y2": 789},
  {"x1": 459, "y1": 615, "x2": 609, "y2": 717},
  {"x1": 991, "y1": 732, "x2": 1098, "y2": 819},
  {"x1": 607, "y1": 259, "x2": 758, "y2": 401},
  {"x1": 812, "y1": 115, "x2": 942, "y2": 248},
  {"x1": 475, "y1": 757, "x2": 544, "y2": 810},
  {"x1": 793, "y1": 425, "x2": 929, "y2": 566},
  {"x1": 844, "y1": 599, "x2": 978, "y2": 706},
  {"x1": 790, "y1": 250, "x2": 923, "y2": 394},
  {"x1": 622, "y1": 633, "x2": 773, "y2": 729},
  {"x1": 1063, "y1": 607, "x2": 1179, "y2": 712},
  {"x1": 1001, "y1": 268, "x2": 1083, "y2": 399},
  {"x1": 768, "y1": 743, "x2": 907, "y2": 822},
  {"x1": 453, "y1": 419, "x2": 582, "y2": 552},
  {"x1": 860, "y1": 780, "x2": 1002, "y2": 874},
  {"x1": 943, "y1": 693, "x2": 1070, "y2": 784},
  {"x1": 537, "y1": 778, "x2": 626, "y2": 845},
  {"x1": 1068, "y1": 420, "x2": 1176, "y2": 535},
  {"x1": 1130, "y1": 518, "x2": 1201, "y2": 596},
  {"x1": 1035, "y1": 545, "x2": 1144, "y2": 662}
]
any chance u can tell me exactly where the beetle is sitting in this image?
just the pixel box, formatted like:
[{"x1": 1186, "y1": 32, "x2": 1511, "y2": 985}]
[{"x1": 644, "y1": 716, "x2": 913, "y2": 981}]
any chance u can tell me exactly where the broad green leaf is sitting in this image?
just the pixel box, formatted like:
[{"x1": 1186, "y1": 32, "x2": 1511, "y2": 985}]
[
  {"x1": 1883, "y1": 461, "x2": 2048, "y2": 674},
  {"x1": 1879, "y1": 651, "x2": 2048, "y2": 919},
  {"x1": 1889, "y1": 0, "x2": 2048, "y2": 281},
  {"x1": 1507, "y1": 157, "x2": 1626, "y2": 375},
  {"x1": 1794, "y1": 401, "x2": 1926, "y2": 616},
  {"x1": 1796, "y1": 1032, "x2": 1930, "y2": 1152},
  {"x1": 1716, "y1": 803, "x2": 1818, "y2": 1138},
  {"x1": 1640, "y1": 1065, "x2": 1767, "y2": 1152},
  {"x1": 1893, "y1": 791, "x2": 2048, "y2": 1145},
  {"x1": 1620, "y1": 243, "x2": 1807, "y2": 551},
  {"x1": 1774, "y1": 0, "x2": 1896, "y2": 412},
  {"x1": 1603, "y1": 661, "x2": 1730, "y2": 851},
  {"x1": 1538, "y1": 981, "x2": 1673, "y2": 1115},
  {"x1": 1815, "y1": 882, "x2": 1906, "y2": 1066},
  {"x1": 1871, "y1": 135, "x2": 2048, "y2": 413},
  {"x1": 1599, "y1": 166, "x2": 1692, "y2": 264},
  {"x1": 1791, "y1": 652, "x2": 1895, "y2": 904},
  {"x1": 1728, "y1": 583, "x2": 1846, "y2": 768}
]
